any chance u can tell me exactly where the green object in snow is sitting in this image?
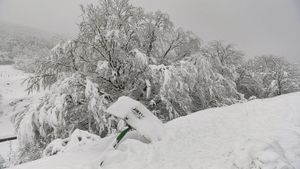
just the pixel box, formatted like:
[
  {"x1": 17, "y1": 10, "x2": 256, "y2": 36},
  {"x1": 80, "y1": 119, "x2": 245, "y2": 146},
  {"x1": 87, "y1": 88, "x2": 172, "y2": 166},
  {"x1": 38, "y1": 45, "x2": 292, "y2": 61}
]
[{"x1": 116, "y1": 126, "x2": 132, "y2": 143}]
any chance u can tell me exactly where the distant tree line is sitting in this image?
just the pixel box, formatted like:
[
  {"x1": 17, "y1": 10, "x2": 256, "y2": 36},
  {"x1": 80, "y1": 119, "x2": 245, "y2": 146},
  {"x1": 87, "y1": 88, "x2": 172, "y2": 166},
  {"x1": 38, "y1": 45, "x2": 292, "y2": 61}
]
[{"x1": 0, "y1": 22, "x2": 61, "y2": 72}]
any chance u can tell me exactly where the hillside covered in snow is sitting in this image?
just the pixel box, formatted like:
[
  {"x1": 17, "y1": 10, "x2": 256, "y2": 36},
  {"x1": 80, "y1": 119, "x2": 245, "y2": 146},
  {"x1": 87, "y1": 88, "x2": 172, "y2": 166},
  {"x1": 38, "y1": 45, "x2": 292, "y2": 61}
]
[
  {"x1": 0, "y1": 65, "x2": 30, "y2": 160},
  {"x1": 8, "y1": 92, "x2": 300, "y2": 169},
  {"x1": 0, "y1": 22, "x2": 63, "y2": 72}
]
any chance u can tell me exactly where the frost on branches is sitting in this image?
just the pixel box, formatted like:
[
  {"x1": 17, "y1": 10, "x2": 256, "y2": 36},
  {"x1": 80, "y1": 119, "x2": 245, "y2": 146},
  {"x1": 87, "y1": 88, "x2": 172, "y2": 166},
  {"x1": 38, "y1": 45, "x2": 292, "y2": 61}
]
[
  {"x1": 15, "y1": 73, "x2": 117, "y2": 147},
  {"x1": 14, "y1": 0, "x2": 242, "y2": 150},
  {"x1": 12, "y1": 0, "x2": 300, "y2": 164},
  {"x1": 148, "y1": 54, "x2": 241, "y2": 121},
  {"x1": 239, "y1": 55, "x2": 300, "y2": 98}
]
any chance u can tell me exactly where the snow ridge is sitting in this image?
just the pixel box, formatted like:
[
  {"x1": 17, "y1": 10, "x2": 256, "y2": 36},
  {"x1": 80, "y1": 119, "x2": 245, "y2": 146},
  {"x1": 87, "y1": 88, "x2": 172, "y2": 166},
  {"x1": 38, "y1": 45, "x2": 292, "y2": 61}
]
[{"x1": 9, "y1": 92, "x2": 300, "y2": 169}]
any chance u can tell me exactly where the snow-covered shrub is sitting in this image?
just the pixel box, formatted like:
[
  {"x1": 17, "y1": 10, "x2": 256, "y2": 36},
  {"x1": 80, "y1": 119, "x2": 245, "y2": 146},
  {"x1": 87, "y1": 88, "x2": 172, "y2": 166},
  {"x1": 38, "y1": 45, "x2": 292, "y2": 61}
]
[
  {"x1": 13, "y1": 50, "x2": 48, "y2": 73},
  {"x1": 43, "y1": 129, "x2": 100, "y2": 157},
  {"x1": 15, "y1": 73, "x2": 116, "y2": 148},
  {"x1": 14, "y1": 142, "x2": 44, "y2": 165},
  {"x1": 243, "y1": 55, "x2": 300, "y2": 97},
  {"x1": 236, "y1": 68, "x2": 265, "y2": 99},
  {"x1": 0, "y1": 51, "x2": 13, "y2": 65},
  {"x1": 248, "y1": 96, "x2": 257, "y2": 101},
  {"x1": 147, "y1": 54, "x2": 242, "y2": 120}
]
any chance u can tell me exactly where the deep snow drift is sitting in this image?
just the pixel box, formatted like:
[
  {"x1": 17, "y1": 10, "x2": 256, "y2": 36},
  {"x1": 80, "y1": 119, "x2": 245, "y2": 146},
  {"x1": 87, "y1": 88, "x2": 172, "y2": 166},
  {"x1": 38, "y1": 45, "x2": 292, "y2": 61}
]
[{"x1": 8, "y1": 92, "x2": 300, "y2": 169}]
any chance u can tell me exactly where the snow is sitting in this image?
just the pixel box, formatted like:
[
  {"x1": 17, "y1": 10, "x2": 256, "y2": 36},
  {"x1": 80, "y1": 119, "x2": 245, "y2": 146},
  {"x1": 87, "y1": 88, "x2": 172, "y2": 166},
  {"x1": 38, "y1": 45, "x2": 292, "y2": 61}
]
[
  {"x1": 0, "y1": 65, "x2": 44, "y2": 165},
  {"x1": 230, "y1": 139, "x2": 295, "y2": 169},
  {"x1": 43, "y1": 129, "x2": 101, "y2": 157},
  {"x1": 0, "y1": 155, "x2": 4, "y2": 163},
  {"x1": 131, "y1": 49, "x2": 148, "y2": 66},
  {"x1": 7, "y1": 92, "x2": 300, "y2": 169},
  {"x1": 148, "y1": 64, "x2": 172, "y2": 91},
  {"x1": 106, "y1": 96, "x2": 165, "y2": 142},
  {"x1": 10, "y1": 136, "x2": 114, "y2": 169},
  {"x1": 0, "y1": 65, "x2": 30, "y2": 161},
  {"x1": 145, "y1": 79, "x2": 151, "y2": 99},
  {"x1": 105, "y1": 30, "x2": 120, "y2": 39}
]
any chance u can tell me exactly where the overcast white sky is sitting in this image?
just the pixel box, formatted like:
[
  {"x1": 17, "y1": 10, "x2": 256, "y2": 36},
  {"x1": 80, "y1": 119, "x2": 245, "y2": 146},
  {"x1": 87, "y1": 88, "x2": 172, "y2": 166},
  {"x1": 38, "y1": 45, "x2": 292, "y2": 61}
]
[{"x1": 0, "y1": 0, "x2": 299, "y2": 62}]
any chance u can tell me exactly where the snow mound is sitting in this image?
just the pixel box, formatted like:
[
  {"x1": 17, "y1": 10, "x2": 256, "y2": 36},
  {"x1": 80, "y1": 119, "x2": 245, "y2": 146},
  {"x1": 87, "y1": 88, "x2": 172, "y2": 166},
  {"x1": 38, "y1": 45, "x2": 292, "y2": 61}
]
[
  {"x1": 43, "y1": 129, "x2": 100, "y2": 157},
  {"x1": 9, "y1": 92, "x2": 300, "y2": 169},
  {"x1": 106, "y1": 96, "x2": 165, "y2": 142},
  {"x1": 231, "y1": 139, "x2": 294, "y2": 169}
]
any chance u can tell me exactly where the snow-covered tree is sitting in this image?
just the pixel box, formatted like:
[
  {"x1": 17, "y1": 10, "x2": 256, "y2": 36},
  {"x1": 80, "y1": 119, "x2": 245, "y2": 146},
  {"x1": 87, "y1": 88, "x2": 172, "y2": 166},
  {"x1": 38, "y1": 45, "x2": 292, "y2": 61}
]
[
  {"x1": 14, "y1": 0, "x2": 246, "y2": 163},
  {"x1": 201, "y1": 40, "x2": 244, "y2": 81},
  {"x1": 0, "y1": 51, "x2": 13, "y2": 65},
  {"x1": 235, "y1": 65, "x2": 265, "y2": 99},
  {"x1": 147, "y1": 54, "x2": 242, "y2": 121},
  {"x1": 244, "y1": 55, "x2": 300, "y2": 97},
  {"x1": 16, "y1": 73, "x2": 118, "y2": 146}
]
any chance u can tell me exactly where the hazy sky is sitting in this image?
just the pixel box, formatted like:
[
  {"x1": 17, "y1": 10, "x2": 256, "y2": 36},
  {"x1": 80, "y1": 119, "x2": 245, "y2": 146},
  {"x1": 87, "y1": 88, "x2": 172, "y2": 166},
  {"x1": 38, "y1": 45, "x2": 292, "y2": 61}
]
[{"x1": 0, "y1": 0, "x2": 299, "y2": 62}]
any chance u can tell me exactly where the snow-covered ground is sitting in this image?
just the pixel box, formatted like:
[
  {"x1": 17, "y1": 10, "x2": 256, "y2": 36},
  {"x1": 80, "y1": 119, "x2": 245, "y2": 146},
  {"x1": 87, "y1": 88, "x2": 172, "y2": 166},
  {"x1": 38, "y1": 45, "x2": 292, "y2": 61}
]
[
  {"x1": 8, "y1": 92, "x2": 300, "y2": 169},
  {"x1": 0, "y1": 65, "x2": 30, "y2": 161}
]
